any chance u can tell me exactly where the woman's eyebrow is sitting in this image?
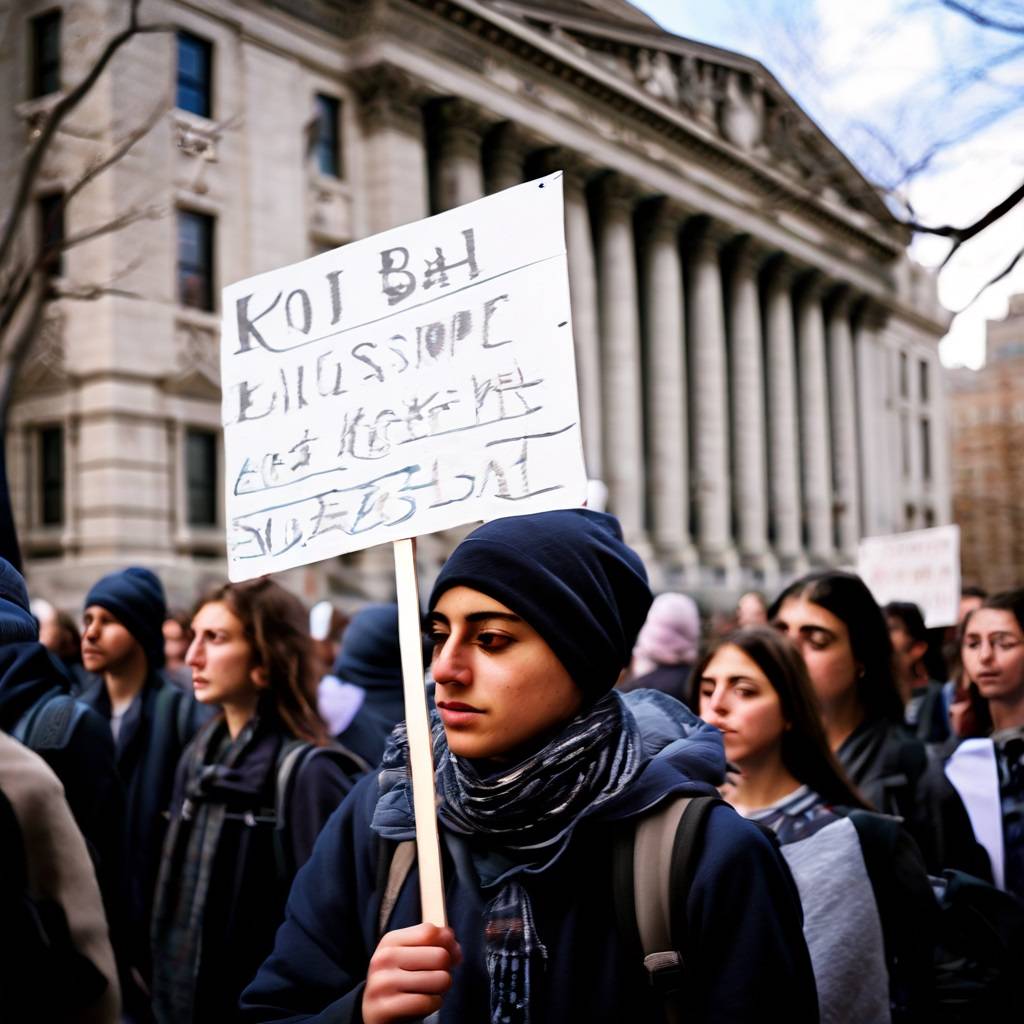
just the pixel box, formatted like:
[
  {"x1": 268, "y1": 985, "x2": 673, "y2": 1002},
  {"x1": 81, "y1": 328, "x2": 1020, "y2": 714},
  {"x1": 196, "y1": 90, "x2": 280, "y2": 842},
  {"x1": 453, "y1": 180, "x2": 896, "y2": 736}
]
[
  {"x1": 465, "y1": 611, "x2": 522, "y2": 624},
  {"x1": 799, "y1": 625, "x2": 835, "y2": 638}
]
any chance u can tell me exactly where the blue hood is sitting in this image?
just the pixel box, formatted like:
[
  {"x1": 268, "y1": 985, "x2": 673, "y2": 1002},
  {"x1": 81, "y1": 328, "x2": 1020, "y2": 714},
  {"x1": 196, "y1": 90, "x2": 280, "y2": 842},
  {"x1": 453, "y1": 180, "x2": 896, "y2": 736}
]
[{"x1": 592, "y1": 688, "x2": 726, "y2": 822}]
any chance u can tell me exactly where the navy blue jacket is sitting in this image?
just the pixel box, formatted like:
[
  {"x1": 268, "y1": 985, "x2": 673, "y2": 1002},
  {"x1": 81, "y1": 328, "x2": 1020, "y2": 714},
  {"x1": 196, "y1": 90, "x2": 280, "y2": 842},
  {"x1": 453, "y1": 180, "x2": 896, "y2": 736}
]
[{"x1": 242, "y1": 694, "x2": 818, "y2": 1023}]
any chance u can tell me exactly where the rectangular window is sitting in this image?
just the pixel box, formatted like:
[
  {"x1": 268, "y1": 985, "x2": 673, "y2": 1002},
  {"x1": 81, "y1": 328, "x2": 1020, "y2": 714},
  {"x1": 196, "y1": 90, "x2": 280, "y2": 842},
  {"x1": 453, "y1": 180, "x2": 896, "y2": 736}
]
[
  {"x1": 186, "y1": 428, "x2": 218, "y2": 526},
  {"x1": 176, "y1": 31, "x2": 212, "y2": 118},
  {"x1": 921, "y1": 417, "x2": 931, "y2": 481},
  {"x1": 31, "y1": 11, "x2": 61, "y2": 98},
  {"x1": 177, "y1": 210, "x2": 214, "y2": 310},
  {"x1": 39, "y1": 426, "x2": 64, "y2": 526},
  {"x1": 314, "y1": 94, "x2": 342, "y2": 177},
  {"x1": 899, "y1": 352, "x2": 909, "y2": 399},
  {"x1": 38, "y1": 192, "x2": 64, "y2": 276},
  {"x1": 919, "y1": 359, "x2": 929, "y2": 403},
  {"x1": 901, "y1": 413, "x2": 910, "y2": 477}
]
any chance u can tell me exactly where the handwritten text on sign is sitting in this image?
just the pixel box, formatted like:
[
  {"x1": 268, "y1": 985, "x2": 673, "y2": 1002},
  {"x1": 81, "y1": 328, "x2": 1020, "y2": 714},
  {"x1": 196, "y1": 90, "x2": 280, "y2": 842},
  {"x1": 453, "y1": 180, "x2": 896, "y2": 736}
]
[
  {"x1": 857, "y1": 525, "x2": 961, "y2": 629},
  {"x1": 220, "y1": 174, "x2": 586, "y2": 581}
]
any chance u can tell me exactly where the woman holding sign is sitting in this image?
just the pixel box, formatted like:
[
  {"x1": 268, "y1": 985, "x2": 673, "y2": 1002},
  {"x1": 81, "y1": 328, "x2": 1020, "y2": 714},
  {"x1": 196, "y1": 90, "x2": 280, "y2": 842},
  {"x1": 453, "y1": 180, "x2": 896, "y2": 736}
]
[
  {"x1": 150, "y1": 579, "x2": 366, "y2": 1023},
  {"x1": 242, "y1": 510, "x2": 817, "y2": 1023}
]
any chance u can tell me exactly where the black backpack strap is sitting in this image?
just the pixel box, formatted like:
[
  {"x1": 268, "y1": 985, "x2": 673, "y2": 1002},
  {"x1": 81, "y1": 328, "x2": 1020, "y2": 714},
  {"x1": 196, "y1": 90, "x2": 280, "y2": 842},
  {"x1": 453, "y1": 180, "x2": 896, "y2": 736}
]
[
  {"x1": 613, "y1": 794, "x2": 722, "y2": 1023},
  {"x1": 10, "y1": 687, "x2": 62, "y2": 745},
  {"x1": 26, "y1": 695, "x2": 89, "y2": 752}
]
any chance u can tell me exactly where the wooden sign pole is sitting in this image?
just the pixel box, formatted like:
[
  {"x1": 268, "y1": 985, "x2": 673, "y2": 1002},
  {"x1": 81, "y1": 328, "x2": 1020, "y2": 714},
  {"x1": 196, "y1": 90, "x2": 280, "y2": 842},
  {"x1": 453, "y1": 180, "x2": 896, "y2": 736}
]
[{"x1": 392, "y1": 537, "x2": 447, "y2": 927}]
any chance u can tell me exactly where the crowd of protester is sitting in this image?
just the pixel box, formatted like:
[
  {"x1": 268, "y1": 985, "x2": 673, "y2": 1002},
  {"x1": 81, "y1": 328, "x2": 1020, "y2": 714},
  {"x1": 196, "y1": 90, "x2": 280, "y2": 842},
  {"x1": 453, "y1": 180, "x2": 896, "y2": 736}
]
[{"x1": 1, "y1": 507, "x2": 1023, "y2": 1022}]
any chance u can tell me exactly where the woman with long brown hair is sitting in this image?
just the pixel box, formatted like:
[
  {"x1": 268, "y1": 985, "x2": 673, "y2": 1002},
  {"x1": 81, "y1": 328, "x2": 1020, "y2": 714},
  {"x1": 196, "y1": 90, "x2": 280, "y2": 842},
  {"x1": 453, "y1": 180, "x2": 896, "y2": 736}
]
[
  {"x1": 691, "y1": 627, "x2": 936, "y2": 1023},
  {"x1": 150, "y1": 578, "x2": 366, "y2": 1023}
]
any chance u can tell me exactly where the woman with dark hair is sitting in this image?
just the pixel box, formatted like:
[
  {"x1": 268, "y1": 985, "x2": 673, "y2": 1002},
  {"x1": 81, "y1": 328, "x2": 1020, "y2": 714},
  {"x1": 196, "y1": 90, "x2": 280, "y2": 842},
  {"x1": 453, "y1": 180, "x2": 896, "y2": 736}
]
[
  {"x1": 946, "y1": 589, "x2": 1024, "y2": 898},
  {"x1": 769, "y1": 570, "x2": 984, "y2": 876},
  {"x1": 691, "y1": 627, "x2": 935, "y2": 1022},
  {"x1": 241, "y1": 510, "x2": 818, "y2": 1024},
  {"x1": 150, "y1": 578, "x2": 366, "y2": 1023}
]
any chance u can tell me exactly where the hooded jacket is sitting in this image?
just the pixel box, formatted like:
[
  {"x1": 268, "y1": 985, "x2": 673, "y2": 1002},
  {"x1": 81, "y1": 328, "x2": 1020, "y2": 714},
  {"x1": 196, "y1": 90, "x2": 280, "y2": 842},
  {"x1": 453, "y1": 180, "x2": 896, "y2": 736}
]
[
  {"x1": 0, "y1": 642, "x2": 125, "y2": 939},
  {"x1": 241, "y1": 691, "x2": 819, "y2": 1023}
]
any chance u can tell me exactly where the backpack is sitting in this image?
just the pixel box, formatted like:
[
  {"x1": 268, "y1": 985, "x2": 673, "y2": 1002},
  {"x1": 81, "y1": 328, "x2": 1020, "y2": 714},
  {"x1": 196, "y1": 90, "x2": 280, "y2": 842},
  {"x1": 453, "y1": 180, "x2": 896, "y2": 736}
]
[
  {"x1": 930, "y1": 868, "x2": 1024, "y2": 1021},
  {"x1": 11, "y1": 687, "x2": 91, "y2": 751},
  {"x1": 271, "y1": 739, "x2": 370, "y2": 881},
  {"x1": 849, "y1": 807, "x2": 1024, "y2": 1022},
  {"x1": 376, "y1": 793, "x2": 721, "y2": 1024},
  {"x1": 0, "y1": 785, "x2": 108, "y2": 1019}
]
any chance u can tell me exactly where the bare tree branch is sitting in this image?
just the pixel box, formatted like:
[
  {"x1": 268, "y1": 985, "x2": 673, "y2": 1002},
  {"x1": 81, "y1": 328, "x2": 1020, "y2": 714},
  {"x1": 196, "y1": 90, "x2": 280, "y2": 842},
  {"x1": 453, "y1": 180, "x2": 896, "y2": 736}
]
[
  {"x1": 960, "y1": 244, "x2": 1024, "y2": 311},
  {"x1": 0, "y1": 281, "x2": 47, "y2": 421},
  {"x1": 938, "y1": 0, "x2": 1024, "y2": 35},
  {"x1": 902, "y1": 177, "x2": 1024, "y2": 266},
  {"x1": 0, "y1": 0, "x2": 173, "y2": 270}
]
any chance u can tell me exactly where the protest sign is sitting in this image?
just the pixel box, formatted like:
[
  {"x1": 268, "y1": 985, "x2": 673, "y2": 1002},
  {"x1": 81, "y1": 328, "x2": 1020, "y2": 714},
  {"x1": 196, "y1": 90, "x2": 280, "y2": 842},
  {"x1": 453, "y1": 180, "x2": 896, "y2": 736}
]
[
  {"x1": 220, "y1": 173, "x2": 586, "y2": 582},
  {"x1": 220, "y1": 174, "x2": 586, "y2": 927},
  {"x1": 857, "y1": 525, "x2": 961, "y2": 628}
]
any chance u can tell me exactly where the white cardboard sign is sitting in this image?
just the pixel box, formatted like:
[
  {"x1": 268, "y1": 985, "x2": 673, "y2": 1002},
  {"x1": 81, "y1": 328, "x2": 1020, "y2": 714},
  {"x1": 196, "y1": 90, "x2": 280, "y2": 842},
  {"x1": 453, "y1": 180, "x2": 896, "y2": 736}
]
[
  {"x1": 857, "y1": 524, "x2": 961, "y2": 628},
  {"x1": 220, "y1": 174, "x2": 586, "y2": 581}
]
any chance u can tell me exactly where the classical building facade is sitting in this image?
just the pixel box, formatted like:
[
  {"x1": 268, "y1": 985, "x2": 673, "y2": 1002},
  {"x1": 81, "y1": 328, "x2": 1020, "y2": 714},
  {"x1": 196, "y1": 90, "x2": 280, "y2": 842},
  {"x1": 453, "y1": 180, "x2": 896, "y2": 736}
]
[
  {"x1": 2, "y1": 0, "x2": 951, "y2": 609},
  {"x1": 949, "y1": 295, "x2": 1024, "y2": 593}
]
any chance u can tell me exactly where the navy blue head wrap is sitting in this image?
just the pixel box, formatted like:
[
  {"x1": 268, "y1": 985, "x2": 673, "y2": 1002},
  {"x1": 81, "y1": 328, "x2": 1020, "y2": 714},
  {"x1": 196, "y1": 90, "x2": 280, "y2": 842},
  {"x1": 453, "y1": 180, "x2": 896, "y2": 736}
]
[
  {"x1": 428, "y1": 509, "x2": 652, "y2": 698},
  {"x1": 84, "y1": 566, "x2": 167, "y2": 669},
  {"x1": 0, "y1": 558, "x2": 37, "y2": 644},
  {"x1": 333, "y1": 602, "x2": 429, "y2": 690}
]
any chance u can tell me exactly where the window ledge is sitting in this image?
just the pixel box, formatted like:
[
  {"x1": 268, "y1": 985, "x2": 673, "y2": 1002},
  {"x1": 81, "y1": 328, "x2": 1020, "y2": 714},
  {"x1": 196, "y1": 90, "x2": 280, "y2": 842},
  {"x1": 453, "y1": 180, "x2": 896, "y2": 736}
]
[
  {"x1": 174, "y1": 110, "x2": 220, "y2": 161},
  {"x1": 175, "y1": 305, "x2": 219, "y2": 329}
]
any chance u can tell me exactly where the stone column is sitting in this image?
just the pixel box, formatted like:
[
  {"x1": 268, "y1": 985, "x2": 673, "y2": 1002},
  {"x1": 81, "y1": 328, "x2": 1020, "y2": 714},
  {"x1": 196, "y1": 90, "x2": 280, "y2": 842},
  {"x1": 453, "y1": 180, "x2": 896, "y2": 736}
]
[
  {"x1": 486, "y1": 122, "x2": 537, "y2": 194},
  {"x1": 686, "y1": 219, "x2": 737, "y2": 572},
  {"x1": 853, "y1": 302, "x2": 888, "y2": 537},
  {"x1": 643, "y1": 200, "x2": 697, "y2": 571},
  {"x1": 795, "y1": 273, "x2": 835, "y2": 564},
  {"x1": 351, "y1": 64, "x2": 430, "y2": 232},
  {"x1": 543, "y1": 150, "x2": 603, "y2": 478},
  {"x1": 433, "y1": 98, "x2": 487, "y2": 210},
  {"x1": 762, "y1": 256, "x2": 805, "y2": 570},
  {"x1": 827, "y1": 287, "x2": 861, "y2": 560},
  {"x1": 595, "y1": 174, "x2": 646, "y2": 547},
  {"x1": 727, "y1": 236, "x2": 774, "y2": 574}
]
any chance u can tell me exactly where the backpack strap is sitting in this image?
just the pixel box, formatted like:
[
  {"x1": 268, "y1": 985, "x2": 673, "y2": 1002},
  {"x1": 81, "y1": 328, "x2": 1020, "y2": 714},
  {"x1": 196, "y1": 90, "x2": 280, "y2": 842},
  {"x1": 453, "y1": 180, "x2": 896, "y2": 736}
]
[
  {"x1": 10, "y1": 687, "x2": 62, "y2": 744},
  {"x1": 378, "y1": 840, "x2": 417, "y2": 938},
  {"x1": 613, "y1": 794, "x2": 721, "y2": 1023}
]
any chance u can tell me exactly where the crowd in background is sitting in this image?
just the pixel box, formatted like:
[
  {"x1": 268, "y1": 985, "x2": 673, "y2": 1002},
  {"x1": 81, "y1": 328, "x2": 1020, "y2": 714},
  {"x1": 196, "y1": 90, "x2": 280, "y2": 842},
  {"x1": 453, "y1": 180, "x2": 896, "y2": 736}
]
[{"x1": 1, "y1": 509, "x2": 1023, "y2": 1023}]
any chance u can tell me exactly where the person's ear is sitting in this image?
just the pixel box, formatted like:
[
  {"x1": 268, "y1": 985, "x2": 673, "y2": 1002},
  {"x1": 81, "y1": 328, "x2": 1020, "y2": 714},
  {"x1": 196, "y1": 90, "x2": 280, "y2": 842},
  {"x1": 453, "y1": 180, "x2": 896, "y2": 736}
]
[{"x1": 250, "y1": 665, "x2": 270, "y2": 690}]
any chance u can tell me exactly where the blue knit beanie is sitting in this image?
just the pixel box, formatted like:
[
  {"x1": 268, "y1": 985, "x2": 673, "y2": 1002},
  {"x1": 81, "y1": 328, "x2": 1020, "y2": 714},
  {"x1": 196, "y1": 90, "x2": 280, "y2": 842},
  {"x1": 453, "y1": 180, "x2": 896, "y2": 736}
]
[
  {"x1": 0, "y1": 558, "x2": 38, "y2": 644},
  {"x1": 428, "y1": 509, "x2": 653, "y2": 697},
  {"x1": 333, "y1": 603, "x2": 429, "y2": 690},
  {"x1": 84, "y1": 566, "x2": 167, "y2": 669}
]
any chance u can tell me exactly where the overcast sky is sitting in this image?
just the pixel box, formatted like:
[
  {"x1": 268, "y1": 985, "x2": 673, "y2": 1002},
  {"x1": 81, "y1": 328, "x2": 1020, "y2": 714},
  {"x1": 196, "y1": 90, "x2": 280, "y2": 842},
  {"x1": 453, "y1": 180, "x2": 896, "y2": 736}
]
[{"x1": 631, "y1": 0, "x2": 1024, "y2": 368}]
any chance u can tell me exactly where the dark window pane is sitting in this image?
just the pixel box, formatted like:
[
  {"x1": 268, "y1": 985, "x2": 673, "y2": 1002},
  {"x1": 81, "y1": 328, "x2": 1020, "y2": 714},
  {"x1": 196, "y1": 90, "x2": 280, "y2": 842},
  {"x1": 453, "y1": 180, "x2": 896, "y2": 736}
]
[
  {"x1": 31, "y1": 11, "x2": 61, "y2": 98},
  {"x1": 176, "y1": 31, "x2": 212, "y2": 118},
  {"x1": 899, "y1": 352, "x2": 908, "y2": 398},
  {"x1": 40, "y1": 426, "x2": 63, "y2": 526},
  {"x1": 314, "y1": 94, "x2": 341, "y2": 177},
  {"x1": 38, "y1": 193, "x2": 64, "y2": 276},
  {"x1": 919, "y1": 359, "x2": 929, "y2": 403},
  {"x1": 921, "y1": 418, "x2": 931, "y2": 481},
  {"x1": 177, "y1": 210, "x2": 214, "y2": 310},
  {"x1": 186, "y1": 429, "x2": 218, "y2": 526}
]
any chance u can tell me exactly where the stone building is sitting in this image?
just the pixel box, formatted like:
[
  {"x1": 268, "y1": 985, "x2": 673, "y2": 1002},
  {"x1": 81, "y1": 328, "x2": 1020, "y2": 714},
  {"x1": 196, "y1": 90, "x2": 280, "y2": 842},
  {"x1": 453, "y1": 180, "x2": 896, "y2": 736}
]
[
  {"x1": 2, "y1": 0, "x2": 951, "y2": 609},
  {"x1": 949, "y1": 295, "x2": 1024, "y2": 593}
]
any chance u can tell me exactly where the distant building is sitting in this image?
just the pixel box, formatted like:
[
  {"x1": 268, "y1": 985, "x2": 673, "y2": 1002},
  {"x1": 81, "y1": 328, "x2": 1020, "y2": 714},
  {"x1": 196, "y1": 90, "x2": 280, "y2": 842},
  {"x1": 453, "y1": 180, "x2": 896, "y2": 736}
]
[
  {"x1": 2, "y1": 0, "x2": 951, "y2": 610},
  {"x1": 949, "y1": 294, "x2": 1024, "y2": 593}
]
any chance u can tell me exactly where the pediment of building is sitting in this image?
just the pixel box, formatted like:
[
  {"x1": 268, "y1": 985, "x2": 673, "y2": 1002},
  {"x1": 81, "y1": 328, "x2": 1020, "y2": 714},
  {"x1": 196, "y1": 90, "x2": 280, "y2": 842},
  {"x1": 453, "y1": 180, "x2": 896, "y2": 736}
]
[{"x1": 485, "y1": 1, "x2": 897, "y2": 231}]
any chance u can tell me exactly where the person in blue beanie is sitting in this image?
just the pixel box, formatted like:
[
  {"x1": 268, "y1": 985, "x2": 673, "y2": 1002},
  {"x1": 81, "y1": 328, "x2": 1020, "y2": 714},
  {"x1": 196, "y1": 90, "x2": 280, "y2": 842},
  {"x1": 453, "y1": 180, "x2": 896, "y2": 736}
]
[
  {"x1": 242, "y1": 509, "x2": 818, "y2": 1024},
  {"x1": 79, "y1": 566, "x2": 210, "y2": 1019},
  {"x1": 318, "y1": 603, "x2": 430, "y2": 767}
]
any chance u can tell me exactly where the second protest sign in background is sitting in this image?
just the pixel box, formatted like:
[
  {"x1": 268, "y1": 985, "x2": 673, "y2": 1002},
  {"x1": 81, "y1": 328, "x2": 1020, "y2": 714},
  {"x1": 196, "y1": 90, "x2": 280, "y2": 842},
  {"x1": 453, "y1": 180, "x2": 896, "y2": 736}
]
[{"x1": 220, "y1": 173, "x2": 587, "y2": 581}]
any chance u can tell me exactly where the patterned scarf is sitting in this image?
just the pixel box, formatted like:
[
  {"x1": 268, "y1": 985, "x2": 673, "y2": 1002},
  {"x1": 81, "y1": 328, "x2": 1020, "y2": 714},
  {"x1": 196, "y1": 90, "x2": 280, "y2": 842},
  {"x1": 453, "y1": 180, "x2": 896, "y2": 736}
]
[{"x1": 372, "y1": 690, "x2": 643, "y2": 1024}]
